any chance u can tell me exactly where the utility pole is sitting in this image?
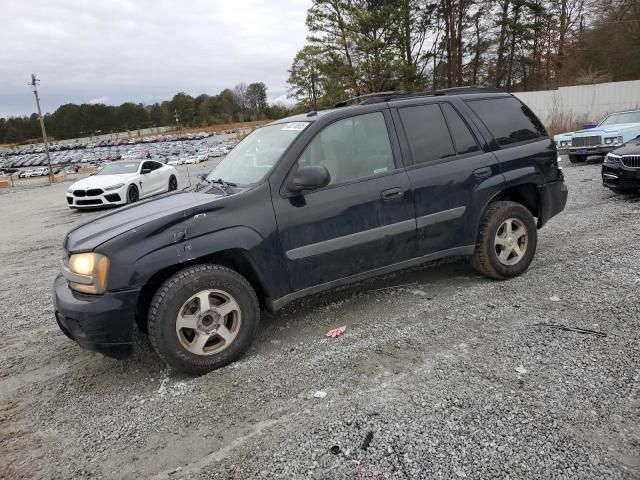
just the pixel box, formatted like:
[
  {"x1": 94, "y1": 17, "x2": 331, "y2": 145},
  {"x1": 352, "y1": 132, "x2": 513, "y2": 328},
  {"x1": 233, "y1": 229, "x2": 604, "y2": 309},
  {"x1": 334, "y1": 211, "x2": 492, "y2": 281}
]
[
  {"x1": 29, "y1": 74, "x2": 54, "y2": 184},
  {"x1": 174, "y1": 109, "x2": 184, "y2": 154},
  {"x1": 174, "y1": 109, "x2": 190, "y2": 187}
]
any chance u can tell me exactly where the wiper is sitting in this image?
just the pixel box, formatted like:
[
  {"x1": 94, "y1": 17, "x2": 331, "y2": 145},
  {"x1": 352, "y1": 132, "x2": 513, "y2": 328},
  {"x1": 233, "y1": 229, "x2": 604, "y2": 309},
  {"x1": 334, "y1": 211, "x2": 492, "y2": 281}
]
[
  {"x1": 193, "y1": 176, "x2": 211, "y2": 192},
  {"x1": 208, "y1": 178, "x2": 237, "y2": 195}
]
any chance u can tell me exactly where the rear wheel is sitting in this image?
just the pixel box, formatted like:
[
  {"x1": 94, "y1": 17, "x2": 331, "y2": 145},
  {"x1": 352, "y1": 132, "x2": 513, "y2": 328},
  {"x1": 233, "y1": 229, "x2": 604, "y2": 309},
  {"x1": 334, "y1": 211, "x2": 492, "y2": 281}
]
[
  {"x1": 127, "y1": 184, "x2": 139, "y2": 204},
  {"x1": 568, "y1": 154, "x2": 586, "y2": 163},
  {"x1": 471, "y1": 201, "x2": 538, "y2": 280},
  {"x1": 168, "y1": 175, "x2": 178, "y2": 191},
  {"x1": 147, "y1": 265, "x2": 260, "y2": 375}
]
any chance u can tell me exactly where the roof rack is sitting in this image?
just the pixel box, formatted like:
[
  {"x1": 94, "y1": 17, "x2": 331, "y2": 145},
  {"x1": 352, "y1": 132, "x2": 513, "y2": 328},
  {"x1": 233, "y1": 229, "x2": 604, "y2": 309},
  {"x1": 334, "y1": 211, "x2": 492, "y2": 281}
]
[
  {"x1": 333, "y1": 86, "x2": 505, "y2": 108},
  {"x1": 333, "y1": 91, "x2": 407, "y2": 108}
]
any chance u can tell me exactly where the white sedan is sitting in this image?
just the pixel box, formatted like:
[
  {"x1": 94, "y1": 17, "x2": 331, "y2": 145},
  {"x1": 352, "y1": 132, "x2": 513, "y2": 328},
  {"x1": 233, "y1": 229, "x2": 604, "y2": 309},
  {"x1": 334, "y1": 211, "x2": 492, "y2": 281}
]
[{"x1": 66, "y1": 160, "x2": 178, "y2": 209}]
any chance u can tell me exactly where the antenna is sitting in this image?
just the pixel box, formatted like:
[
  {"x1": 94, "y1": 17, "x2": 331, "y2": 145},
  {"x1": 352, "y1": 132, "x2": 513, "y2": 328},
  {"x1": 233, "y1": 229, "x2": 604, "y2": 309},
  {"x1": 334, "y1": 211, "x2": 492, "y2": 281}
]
[{"x1": 310, "y1": 63, "x2": 318, "y2": 112}]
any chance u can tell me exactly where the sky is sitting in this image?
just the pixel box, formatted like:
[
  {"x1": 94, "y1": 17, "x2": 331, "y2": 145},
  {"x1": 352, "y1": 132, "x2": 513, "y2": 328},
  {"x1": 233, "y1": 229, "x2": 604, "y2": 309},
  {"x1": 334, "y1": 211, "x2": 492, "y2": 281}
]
[{"x1": 0, "y1": 0, "x2": 312, "y2": 117}]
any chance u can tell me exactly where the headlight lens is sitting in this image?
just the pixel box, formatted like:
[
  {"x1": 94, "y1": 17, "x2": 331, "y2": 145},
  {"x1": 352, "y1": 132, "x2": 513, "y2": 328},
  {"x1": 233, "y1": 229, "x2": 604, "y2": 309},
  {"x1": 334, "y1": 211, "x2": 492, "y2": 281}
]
[
  {"x1": 64, "y1": 253, "x2": 110, "y2": 294},
  {"x1": 604, "y1": 153, "x2": 621, "y2": 165},
  {"x1": 104, "y1": 183, "x2": 124, "y2": 191}
]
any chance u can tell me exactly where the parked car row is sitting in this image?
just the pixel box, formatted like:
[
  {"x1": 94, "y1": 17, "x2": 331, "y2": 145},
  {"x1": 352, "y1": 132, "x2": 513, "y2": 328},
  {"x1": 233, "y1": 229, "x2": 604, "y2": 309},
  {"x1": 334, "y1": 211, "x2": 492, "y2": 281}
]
[
  {"x1": 1, "y1": 136, "x2": 240, "y2": 177},
  {"x1": 0, "y1": 129, "x2": 244, "y2": 158}
]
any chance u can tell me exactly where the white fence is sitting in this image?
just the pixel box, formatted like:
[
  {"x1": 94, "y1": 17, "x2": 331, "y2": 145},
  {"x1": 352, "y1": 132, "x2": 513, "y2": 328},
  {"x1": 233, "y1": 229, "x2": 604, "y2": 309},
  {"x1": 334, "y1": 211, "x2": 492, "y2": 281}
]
[{"x1": 513, "y1": 80, "x2": 640, "y2": 125}]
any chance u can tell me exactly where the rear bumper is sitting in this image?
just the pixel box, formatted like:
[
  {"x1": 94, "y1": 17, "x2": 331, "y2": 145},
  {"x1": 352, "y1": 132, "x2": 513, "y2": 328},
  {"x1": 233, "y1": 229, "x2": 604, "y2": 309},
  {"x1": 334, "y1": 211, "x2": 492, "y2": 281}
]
[
  {"x1": 537, "y1": 180, "x2": 568, "y2": 227},
  {"x1": 53, "y1": 274, "x2": 139, "y2": 359}
]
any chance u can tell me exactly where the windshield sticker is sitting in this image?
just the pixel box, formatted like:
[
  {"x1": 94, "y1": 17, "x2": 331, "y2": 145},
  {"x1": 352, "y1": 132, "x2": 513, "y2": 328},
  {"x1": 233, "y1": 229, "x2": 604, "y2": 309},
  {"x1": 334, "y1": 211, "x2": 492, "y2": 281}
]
[{"x1": 281, "y1": 122, "x2": 309, "y2": 131}]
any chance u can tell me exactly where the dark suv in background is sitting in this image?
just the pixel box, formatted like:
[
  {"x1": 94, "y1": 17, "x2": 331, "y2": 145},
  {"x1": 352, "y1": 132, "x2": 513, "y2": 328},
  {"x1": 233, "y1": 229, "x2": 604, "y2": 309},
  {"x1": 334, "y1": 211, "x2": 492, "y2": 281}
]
[{"x1": 54, "y1": 88, "x2": 568, "y2": 374}]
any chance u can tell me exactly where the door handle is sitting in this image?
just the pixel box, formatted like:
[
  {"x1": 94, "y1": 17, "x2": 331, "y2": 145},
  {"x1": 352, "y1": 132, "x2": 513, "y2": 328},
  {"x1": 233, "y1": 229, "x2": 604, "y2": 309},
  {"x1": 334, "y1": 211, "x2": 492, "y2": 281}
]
[
  {"x1": 473, "y1": 167, "x2": 492, "y2": 179},
  {"x1": 381, "y1": 187, "x2": 405, "y2": 201}
]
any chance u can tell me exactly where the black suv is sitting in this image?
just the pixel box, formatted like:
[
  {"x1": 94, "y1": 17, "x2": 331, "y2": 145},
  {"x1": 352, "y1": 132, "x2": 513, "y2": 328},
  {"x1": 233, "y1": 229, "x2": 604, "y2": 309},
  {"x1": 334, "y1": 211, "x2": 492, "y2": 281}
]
[{"x1": 54, "y1": 88, "x2": 568, "y2": 374}]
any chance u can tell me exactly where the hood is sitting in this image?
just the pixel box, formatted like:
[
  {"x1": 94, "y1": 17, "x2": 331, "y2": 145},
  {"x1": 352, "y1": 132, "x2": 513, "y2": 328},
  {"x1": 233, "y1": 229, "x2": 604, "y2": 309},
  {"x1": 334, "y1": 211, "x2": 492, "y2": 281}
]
[
  {"x1": 573, "y1": 123, "x2": 640, "y2": 137},
  {"x1": 65, "y1": 191, "x2": 203, "y2": 252},
  {"x1": 612, "y1": 138, "x2": 640, "y2": 156},
  {"x1": 69, "y1": 173, "x2": 138, "y2": 190}
]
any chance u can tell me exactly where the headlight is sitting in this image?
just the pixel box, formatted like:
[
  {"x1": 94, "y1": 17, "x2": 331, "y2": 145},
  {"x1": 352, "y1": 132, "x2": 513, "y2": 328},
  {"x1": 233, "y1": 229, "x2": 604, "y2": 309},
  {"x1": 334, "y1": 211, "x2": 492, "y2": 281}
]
[
  {"x1": 63, "y1": 253, "x2": 110, "y2": 294},
  {"x1": 604, "y1": 136, "x2": 623, "y2": 145},
  {"x1": 604, "y1": 153, "x2": 621, "y2": 165},
  {"x1": 104, "y1": 183, "x2": 124, "y2": 191}
]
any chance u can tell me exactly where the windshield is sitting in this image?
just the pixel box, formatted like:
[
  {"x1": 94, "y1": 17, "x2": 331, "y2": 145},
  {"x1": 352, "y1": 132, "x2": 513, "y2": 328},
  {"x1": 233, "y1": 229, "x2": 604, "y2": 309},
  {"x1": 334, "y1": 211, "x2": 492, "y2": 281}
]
[
  {"x1": 206, "y1": 122, "x2": 309, "y2": 185},
  {"x1": 95, "y1": 162, "x2": 140, "y2": 175},
  {"x1": 599, "y1": 111, "x2": 640, "y2": 127}
]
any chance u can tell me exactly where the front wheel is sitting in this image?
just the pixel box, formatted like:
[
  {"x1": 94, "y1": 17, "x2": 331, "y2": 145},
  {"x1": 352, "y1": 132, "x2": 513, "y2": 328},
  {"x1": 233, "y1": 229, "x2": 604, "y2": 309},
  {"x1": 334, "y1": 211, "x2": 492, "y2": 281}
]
[
  {"x1": 168, "y1": 175, "x2": 178, "y2": 191},
  {"x1": 127, "y1": 184, "x2": 139, "y2": 204},
  {"x1": 147, "y1": 265, "x2": 260, "y2": 375},
  {"x1": 471, "y1": 201, "x2": 538, "y2": 280}
]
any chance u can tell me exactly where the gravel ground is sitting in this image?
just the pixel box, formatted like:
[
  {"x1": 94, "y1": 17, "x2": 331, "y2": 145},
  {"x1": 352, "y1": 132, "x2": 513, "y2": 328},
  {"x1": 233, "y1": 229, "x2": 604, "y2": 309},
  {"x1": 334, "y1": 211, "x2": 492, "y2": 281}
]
[{"x1": 0, "y1": 158, "x2": 638, "y2": 480}]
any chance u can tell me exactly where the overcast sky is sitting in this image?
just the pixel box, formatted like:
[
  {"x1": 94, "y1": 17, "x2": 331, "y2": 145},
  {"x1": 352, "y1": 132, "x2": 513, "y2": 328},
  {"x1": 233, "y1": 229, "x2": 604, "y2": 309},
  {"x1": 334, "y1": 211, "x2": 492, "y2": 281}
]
[{"x1": 0, "y1": 0, "x2": 312, "y2": 117}]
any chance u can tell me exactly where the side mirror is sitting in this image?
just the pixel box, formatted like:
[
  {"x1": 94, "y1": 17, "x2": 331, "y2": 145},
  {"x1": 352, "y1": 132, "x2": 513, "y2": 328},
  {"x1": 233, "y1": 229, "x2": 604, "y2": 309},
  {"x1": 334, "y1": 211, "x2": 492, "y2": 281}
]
[
  {"x1": 289, "y1": 165, "x2": 331, "y2": 192},
  {"x1": 196, "y1": 171, "x2": 209, "y2": 179},
  {"x1": 141, "y1": 168, "x2": 151, "y2": 174}
]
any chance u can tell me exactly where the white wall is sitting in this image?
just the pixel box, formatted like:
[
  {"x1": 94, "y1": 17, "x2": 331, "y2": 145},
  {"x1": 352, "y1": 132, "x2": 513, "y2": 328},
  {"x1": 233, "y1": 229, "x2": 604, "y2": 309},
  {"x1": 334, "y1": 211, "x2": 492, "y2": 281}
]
[{"x1": 513, "y1": 80, "x2": 640, "y2": 125}]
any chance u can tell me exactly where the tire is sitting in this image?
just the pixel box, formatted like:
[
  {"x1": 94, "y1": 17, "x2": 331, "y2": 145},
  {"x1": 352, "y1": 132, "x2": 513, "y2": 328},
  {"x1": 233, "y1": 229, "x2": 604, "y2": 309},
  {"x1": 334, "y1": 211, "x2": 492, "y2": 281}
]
[
  {"x1": 127, "y1": 184, "x2": 139, "y2": 204},
  {"x1": 471, "y1": 201, "x2": 538, "y2": 280},
  {"x1": 568, "y1": 154, "x2": 586, "y2": 163},
  {"x1": 168, "y1": 175, "x2": 178, "y2": 191},
  {"x1": 147, "y1": 264, "x2": 260, "y2": 375}
]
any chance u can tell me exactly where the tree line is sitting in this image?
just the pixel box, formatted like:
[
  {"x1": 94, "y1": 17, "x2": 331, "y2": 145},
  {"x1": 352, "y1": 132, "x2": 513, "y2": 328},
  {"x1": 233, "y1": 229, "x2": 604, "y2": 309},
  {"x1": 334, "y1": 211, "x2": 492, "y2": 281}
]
[
  {"x1": 0, "y1": 82, "x2": 290, "y2": 144},
  {"x1": 287, "y1": 0, "x2": 640, "y2": 109}
]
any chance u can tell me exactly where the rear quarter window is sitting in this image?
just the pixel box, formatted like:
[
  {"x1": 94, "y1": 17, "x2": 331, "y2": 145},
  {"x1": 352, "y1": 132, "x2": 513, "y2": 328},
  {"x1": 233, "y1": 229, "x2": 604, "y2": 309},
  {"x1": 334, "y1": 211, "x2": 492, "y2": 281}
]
[{"x1": 466, "y1": 96, "x2": 547, "y2": 147}]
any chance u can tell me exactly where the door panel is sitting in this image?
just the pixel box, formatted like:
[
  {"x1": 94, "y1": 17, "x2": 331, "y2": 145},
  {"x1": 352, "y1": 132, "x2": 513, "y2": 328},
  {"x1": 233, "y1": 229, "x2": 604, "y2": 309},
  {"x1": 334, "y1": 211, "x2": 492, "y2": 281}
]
[
  {"x1": 272, "y1": 111, "x2": 416, "y2": 291},
  {"x1": 274, "y1": 172, "x2": 415, "y2": 290},
  {"x1": 394, "y1": 102, "x2": 504, "y2": 254}
]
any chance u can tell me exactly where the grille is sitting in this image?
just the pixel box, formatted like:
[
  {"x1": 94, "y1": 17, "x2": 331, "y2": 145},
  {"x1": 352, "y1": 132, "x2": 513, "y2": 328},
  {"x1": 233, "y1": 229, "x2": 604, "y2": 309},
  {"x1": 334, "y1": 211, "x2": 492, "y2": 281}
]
[
  {"x1": 572, "y1": 135, "x2": 601, "y2": 147},
  {"x1": 76, "y1": 199, "x2": 103, "y2": 206},
  {"x1": 621, "y1": 156, "x2": 640, "y2": 168},
  {"x1": 73, "y1": 190, "x2": 86, "y2": 197},
  {"x1": 86, "y1": 188, "x2": 103, "y2": 196}
]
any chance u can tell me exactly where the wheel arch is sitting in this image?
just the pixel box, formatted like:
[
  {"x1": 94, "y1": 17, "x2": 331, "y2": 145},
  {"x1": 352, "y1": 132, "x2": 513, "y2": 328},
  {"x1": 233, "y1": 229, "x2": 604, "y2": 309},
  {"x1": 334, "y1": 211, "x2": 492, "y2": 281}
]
[
  {"x1": 475, "y1": 182, "x2": 541, "y2": 243},
  {"x1": 135, "y1": 248, "x2": 268, "y2": 331}
]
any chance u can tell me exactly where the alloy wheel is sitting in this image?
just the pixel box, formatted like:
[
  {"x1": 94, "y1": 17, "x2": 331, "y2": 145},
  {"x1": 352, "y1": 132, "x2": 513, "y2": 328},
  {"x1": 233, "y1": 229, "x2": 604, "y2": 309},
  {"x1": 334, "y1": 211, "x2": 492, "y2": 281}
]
[
  {"x1": 494, "y1": 218, "x2": 528, "y2": 266},
  {"x1": 175, "y1": 289, "x2": 242, "y2": 356}
]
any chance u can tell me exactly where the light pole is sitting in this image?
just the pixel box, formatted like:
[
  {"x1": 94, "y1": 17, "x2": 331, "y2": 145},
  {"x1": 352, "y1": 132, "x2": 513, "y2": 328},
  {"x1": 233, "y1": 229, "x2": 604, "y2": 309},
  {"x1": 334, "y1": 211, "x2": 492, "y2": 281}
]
[{"x1": 29, "y1": 74, "x2": 53, "y2": 184}]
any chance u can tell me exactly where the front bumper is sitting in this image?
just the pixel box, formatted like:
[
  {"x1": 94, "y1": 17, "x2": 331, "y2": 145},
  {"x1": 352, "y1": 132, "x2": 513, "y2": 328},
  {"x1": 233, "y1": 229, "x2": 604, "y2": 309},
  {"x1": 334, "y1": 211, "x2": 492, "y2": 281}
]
[
  {"x1": 66, "y1": 186, "x2": 127, "y2": 208},
  {"x1": 568, "y1": 144, "x2": 622, "y2": 156},
  {"x1": 53, "y1": 274, "x2": 139, "y2": 359},
  {"x1": 602, "y1": 164, "x2": 640, "y2": 191},
  {"x1": 537, "y1": 179, "x2": 568, "y2": 227}
]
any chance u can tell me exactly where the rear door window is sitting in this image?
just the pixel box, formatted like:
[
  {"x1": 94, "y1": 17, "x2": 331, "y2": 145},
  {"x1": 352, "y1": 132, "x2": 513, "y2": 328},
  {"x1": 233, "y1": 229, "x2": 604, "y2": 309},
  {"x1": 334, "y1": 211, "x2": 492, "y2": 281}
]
[
  {"x1": 398, "y1": 104, "x2": 455, "y2": 164},
  {"x1": 441, "y1": 103, "x2": 480, "y2": 155},
  {"x1": 466, "y1": 96, "x2": 547, "y2": 146}
]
